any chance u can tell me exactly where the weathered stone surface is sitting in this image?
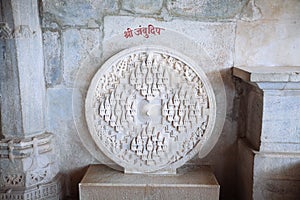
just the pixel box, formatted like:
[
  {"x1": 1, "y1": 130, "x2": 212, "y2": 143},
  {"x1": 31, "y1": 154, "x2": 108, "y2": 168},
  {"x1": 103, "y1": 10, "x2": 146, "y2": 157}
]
[
  {"x1": 254, "y1": 178, "x2": 300, "y2": 200},
  {"x1": 166, "y1": 0, "x2": 248, "y2": 20},
  {"x1": 254, "y1": 152, "x2": 300, "y2": 180},
  {"x1": 42, "y1": 0, "x2": 119, "y2": 27},
  {"x1": 80, "y1": 165, "x2": 220, "y2": 200},
  {"x1": 240, "y1": 0, "x2": 262, "y2": 21},
  {"x1": 260, "y1": 91, "x2": 300, "y2": 152},
  {"x1": 256, "y1": 0, "x2": 300, "y2": 20},
  {"x1": 121, "y1": 0, "x2": 163, "y2": 14},
  {"x1": 46, "y1": 87, "x2": 98, "y2": 198},
  {"x1": 233, "y1": 66, "x2": 300, "y2": 82},
  {"x1": 238, "y1": 139, "x2": 300, "y2": 200},
  {"x1": 63, "y1": 28, "x2": 100, "y2": 87},
  {"x1": 47, "y1": 88, "x2": 96, "y2": 172},
  {"x1": 104, "y1": 16, "x2": 235, "y2": 67},
  {"x1": 244, "y1": 87, "x2": 263, "y2": 150},
  {"x1": 0, "y1": 0, "x2": 46, "y2": 137},
  {"x1": 235, "y1": 21, "x2": 300, "y2": 67},
  {"x1": 43, "y1": 30, "x2": 62, "y2": 87},
  {"x1": 253, "y1": 151, "x2": 300, "y2": 200},
  {"x1": 233, "y1": 66, "x2": 300, "y2": 152}
]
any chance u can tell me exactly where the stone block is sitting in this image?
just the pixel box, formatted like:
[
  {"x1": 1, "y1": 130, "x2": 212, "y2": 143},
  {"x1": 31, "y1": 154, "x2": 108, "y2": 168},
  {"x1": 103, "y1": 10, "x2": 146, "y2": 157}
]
[
  {"x1": 166, "y1": 0, "x2": 248, "y2": 20},
  {"x1": 42, "y1": 0, "x2": 119, "y2": 27},
  {"x1": 62, "y1": 28, "x2": 100, "y2": 87},
  {"x1": 121, "y1": 0, "x2": 163, "y2": 14},
  {"x1": 260, "y1": 92, "x2": 300, "y2": 150},
  {"x1": 233, "y1": 66, "x2": 300, "y2": 83},
  {"x1": 79, "y1": 165, "x2": 220, "y2": 200},
  {"x1": 253, "y1": 153, "x2": 300, "y2": 180},
  {"x1": 235, "y1": 20, "x2": 300, "y2": 67},
  {"x1": 253, "y1": 153, "x2": 300, "y2": 200},
  {"x1": 263, "y1": 92, "x2": 300, "y2": 121},
  {"x1": 238, "y1": 139, "x2": 300, "y2": 200},
  {"x1": 43, "y1": 30, "x2": 62, "y2": 87},
  {"x1": 233, "y1": 67, "x2": 300, "y2": 152},
  {"x1": 256, "y1": 0, "x2": 300, "y2": 20}
]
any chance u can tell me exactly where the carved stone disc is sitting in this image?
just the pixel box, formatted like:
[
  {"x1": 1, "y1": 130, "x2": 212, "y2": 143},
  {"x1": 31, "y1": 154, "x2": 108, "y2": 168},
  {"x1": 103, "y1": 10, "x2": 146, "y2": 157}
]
[{"x1": 85, "y1": 46, "x2": 216, "y2": 173}]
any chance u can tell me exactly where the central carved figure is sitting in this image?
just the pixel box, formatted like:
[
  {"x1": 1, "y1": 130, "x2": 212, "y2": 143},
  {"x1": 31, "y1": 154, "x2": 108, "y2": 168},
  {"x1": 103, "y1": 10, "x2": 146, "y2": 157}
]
[{"x1": 85, "y1": 46, "x2": 216, "y2": 173}]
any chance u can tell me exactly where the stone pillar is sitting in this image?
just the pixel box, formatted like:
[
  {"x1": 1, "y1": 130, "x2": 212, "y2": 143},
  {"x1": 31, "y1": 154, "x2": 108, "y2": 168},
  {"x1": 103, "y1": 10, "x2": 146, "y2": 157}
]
[
  {"x1": 233, "y1": 66, "x2": 300, "y2": 200},
  {"x1": 0, "y1": 0, "x2": 62, "y2": 199}
]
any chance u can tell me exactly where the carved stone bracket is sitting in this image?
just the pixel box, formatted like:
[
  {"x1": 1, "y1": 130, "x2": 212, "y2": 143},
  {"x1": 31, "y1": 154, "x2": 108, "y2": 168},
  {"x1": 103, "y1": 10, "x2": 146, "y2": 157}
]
[{"x1": 85, "y1": 46, "x2": 217, "y2": 173}]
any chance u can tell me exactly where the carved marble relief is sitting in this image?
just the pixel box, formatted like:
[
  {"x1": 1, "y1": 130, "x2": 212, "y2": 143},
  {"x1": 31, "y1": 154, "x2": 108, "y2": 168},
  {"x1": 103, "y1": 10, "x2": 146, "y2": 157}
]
[
  {"x1": 0, "y1": 133, "x2": 54, "y2": 188},
  {"x1": 85, "y1": 46, "x2": 216, "y2": 173}
]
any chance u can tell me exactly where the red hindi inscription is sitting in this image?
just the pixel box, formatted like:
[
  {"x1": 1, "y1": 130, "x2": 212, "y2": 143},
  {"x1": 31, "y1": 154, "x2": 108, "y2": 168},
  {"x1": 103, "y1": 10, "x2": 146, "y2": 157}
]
[{"x1": 124, "y1": 24, "x2": 165, "y2": 39}]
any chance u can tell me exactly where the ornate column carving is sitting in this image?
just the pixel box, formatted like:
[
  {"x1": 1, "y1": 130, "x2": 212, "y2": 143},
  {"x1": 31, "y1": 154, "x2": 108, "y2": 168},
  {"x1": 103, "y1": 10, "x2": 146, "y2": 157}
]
[{"x1": 0, "y1": 0, "x2": 62, "y2": 199}]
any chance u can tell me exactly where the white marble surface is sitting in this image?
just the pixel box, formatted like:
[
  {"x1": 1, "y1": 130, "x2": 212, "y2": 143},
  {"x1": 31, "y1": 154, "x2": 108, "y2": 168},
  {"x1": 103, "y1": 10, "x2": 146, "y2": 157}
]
[
  {"x1": 80, "y1": 164, "x2": 220, "y2": 200},
  {"x1": 235, "y1": 20, "x2": 300, "y2": 67},
  {"x1": 233, "y1": 66, "x2": 300, "y2": 82},
  {"x1": 84, "y1": 46, "x2": 217, "y2": 174}
]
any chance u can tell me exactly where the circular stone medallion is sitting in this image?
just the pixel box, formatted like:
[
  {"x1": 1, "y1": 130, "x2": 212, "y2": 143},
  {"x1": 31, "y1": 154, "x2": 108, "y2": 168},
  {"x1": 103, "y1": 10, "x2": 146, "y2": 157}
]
[{"x1": 85, "y1": 46, "x2": 216, "y2": 173}]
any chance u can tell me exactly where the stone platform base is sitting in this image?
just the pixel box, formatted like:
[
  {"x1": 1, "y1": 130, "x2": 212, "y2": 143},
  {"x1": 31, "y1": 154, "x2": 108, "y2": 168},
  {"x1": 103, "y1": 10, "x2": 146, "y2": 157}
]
[{"x1": 79, "y1": 165, "x2": 220, "y2": 200}]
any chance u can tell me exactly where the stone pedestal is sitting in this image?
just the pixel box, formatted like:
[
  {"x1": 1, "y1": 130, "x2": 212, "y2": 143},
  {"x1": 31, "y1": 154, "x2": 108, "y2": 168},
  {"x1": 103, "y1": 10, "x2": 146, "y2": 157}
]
[
  {"x1": 233, "y1": 66, "x2": 300, "y2": 200},
  {"x1": 79, "y1": 165, "x2": 220, "y2": 200}
]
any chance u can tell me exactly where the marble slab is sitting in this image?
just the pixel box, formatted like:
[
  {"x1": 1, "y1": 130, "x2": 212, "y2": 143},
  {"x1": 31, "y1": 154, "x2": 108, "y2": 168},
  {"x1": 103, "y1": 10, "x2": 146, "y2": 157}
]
[
  {"x1": 233, "y1": 66, "x2": 300, "y2": 82},
  {"x1": 79, "y1": 165, "x2": 220, "y2": 200}
]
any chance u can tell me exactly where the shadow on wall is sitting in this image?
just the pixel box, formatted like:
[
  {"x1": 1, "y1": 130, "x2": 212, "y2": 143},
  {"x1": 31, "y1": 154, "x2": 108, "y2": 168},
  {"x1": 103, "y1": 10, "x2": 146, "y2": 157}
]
[{"x1": 64, "y1": 166, "x2": 89, "y2": 200}]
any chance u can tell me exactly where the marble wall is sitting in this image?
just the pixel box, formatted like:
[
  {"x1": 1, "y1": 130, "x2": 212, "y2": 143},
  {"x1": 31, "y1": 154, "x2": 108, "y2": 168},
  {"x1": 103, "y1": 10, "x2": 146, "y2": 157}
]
[{"x1": 8, "y1": 0, "x2": 299, "y2": 199}]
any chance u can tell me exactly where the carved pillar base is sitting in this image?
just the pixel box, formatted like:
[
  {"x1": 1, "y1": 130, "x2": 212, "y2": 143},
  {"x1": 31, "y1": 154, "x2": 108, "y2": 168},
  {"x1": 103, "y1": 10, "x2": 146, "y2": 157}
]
[
  {"x1": 0, "y1": 174, "x2": 63, "y2": 200},
  {"x1": 0, "y1": 133, "x2": 63, "y2": 200}
]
